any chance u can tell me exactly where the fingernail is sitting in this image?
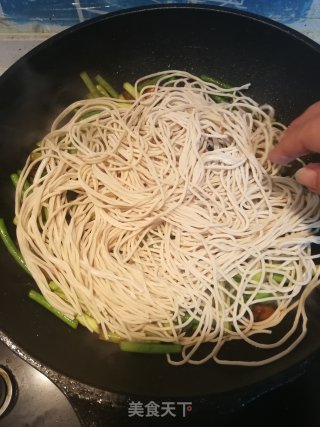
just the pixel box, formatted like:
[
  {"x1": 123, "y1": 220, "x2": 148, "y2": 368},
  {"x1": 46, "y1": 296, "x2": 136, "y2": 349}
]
[
  {"x1": 269, "y1": 152, "x2": 294, "y2": 165},
  {"x1": 295, "y1": 167, "x2": 317, "y2": 188}
]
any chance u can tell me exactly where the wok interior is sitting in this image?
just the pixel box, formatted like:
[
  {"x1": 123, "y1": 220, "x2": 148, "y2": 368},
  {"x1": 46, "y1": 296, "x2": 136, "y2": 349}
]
[{"x1": 0, "y1": 6, "x2": 320, "y2": 397}]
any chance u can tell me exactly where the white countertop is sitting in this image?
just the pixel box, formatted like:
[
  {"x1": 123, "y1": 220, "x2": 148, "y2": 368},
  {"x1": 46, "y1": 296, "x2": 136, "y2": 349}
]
[{"x1": 0, "y1": 33, "x2": 52, "y2": 75}]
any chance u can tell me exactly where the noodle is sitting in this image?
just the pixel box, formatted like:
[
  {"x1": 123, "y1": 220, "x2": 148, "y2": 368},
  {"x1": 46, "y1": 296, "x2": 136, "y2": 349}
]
[{"x1": 15, "y1": 70, "x2": 320, "y2": 366}]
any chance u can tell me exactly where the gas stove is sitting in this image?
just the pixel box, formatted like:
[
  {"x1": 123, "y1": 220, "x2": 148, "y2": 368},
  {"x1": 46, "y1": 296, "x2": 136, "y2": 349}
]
[
  {"x1": 1, "y1": 335, "x2": 320, "y2": 426},
  {"x1": 0, "y1": 339, "x2": 81, "y2": 426}
]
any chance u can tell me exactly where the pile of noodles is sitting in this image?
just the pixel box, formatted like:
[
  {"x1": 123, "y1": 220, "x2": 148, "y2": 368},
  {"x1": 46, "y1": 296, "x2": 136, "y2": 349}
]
[{"x1": 15, "y1": 71, "x2": 320, "y2": 366}]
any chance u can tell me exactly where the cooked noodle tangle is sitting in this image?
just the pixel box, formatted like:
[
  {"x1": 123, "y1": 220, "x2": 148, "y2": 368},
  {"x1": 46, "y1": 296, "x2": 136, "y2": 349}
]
[{"x1": 15, "y1": 71, "x2": 320, "y2": 366}]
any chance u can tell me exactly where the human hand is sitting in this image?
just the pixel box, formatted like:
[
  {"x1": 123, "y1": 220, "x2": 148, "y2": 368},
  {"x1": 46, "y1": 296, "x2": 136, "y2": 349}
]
[{"x1": 269, "y1": 102, "x2": 320, "y2": 193}]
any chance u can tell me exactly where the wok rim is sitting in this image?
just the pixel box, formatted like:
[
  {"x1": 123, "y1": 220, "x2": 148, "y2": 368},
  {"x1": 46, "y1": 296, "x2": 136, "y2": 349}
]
[
  {"x1": 1, "y1": 4, "x2": 320, "y2": 83},
  {"x1": 1, "y1": 328, "x2": 318, "y2": 402}
]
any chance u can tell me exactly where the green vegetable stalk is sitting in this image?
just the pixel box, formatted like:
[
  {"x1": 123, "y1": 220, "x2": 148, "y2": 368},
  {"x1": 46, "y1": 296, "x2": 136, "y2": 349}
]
[
  {"x1": 0, "y1": 218, "x2": 29, "y2": 274},
  {"x1": 95, "y1": 84, "x2": 109, "y2": 97},
  {"x1": 123, "y1": 82, "x2": 136, "y2": 99},
  {"x1": 28, "y1": 290, "x2": 78, "y2": 329},
  {"x1": 10, "y1": 173, "x2": 19, "y2": 188},
  {"x1": 80, "y1": 71, "x2": 100, "y2": 98},
  {"x1": 95, "y1": 75, "x2": 119, "y2": 99},
  {"x1": 12, "y1": 170, "x2": 31, "y2": 194},
  {"x1": 201, "y1": 74, "x2": 233, "y2": 89},
  {"x1": 77, "y1": 313, "x2": 100, "y2": 334},
  {"x1": 119, "y1": 341, "x2": 182, "y2": 354},
  {"x1": 201, "y1": 74, "x2": 233, "y2": 103}
]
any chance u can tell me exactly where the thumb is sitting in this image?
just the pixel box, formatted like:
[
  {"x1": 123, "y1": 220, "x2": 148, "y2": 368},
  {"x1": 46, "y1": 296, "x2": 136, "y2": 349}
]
[{"x1": 295, "y1": 163, "x2": 320, "y2": 193}]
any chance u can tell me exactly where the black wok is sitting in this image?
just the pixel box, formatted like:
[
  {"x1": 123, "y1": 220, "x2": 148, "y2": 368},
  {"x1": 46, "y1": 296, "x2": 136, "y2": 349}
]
[{"x1": 1, "y1": 5, "x2": 320, "y2": 398}]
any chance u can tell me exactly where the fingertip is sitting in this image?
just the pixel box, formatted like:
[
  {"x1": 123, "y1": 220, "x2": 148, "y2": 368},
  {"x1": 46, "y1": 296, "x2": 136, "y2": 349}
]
[{"x1": 295, "y1": 164, "x2": 320, "y2": 194}]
